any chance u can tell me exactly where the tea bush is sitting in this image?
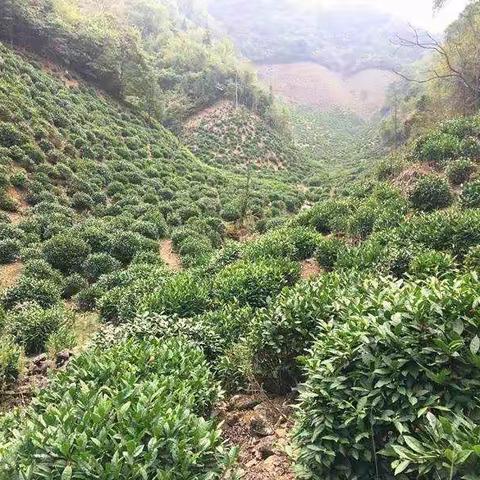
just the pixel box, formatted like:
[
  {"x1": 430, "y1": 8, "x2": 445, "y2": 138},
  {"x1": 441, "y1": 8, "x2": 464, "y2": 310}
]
[
  {"x1": 0, "y1": 238, "x2": 20, "y2": 263},
  {"x1": 408, "y1": 249, "x2": 456, "y2": 279},
  {"x1": 212, "y1": 259, "x2": 300, "y2": 308},
  {"x1": 0, "y1": 338, "x2": 236, "y2": 479},
  {"x1": 294, "y1": 273, "x2": 480, "y2": 479},
  {"x1": 43, "y1": 233, "x2": 91, "y2": 274},
  {"x1": 4, "y1": 302, "x2": 70, "y2": 354},
  {"x1": 83, "y1": 253, "x2": 121, "y2": 282},
  {"x1": 446, "y1": 157, "x2": 475, "y2": 185},
  {"x1": 409, "y1": 175, "x2": 453, "y2": 211},
  {"x1": 0, "y1": 335, "x2": 22, "y2": 388},
  {"x1": 315, "y1": 237, "x2": 346, "y2": 271},
  {"x1": 461, "y1": 179, "x2": 480, "y2": 208},
  {"x1": 2, "y1": 276, "x2": 61, "y2": 309}
]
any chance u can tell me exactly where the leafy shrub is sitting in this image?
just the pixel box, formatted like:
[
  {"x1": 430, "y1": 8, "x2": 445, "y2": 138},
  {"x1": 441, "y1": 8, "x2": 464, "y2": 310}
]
[
  {"x1": 464, "y1": 245, "x2": 480, "y2": 270},
  {"x1": 46, "y1": 324, "x2": 77, "y2": 358},
  {"x1": 1, "y1": 338, "x2": 236, "y2": 479},
  {"x1": 0, "y1": 335, "x2": 23, "y2": 387},
  {"x1": 83, "y1": 253, "x2": 121, "y2": 282},
  {"x1": 446, "y1": 158, "x2": 475, "y2": 185},
  {"x1": 414, "y1": 132, "x2": 461, "y2": 163},
  {"x1": 23, "y1": 259, "x2": 63, "y2": 285},
  {"x1": 110, "y1": 231, "x2": 152, "y2": 265},
  {"x1": 213, "y1": 259, "x2": 299, "y2": 308},
  {"x1": 300, "y1": 199, "x2": 353, "y2": 234},
  {"x1": 43, "y1": 233, "x2": 91, "y2": 274},
  {"x1": 408, "y1": 249, "x2": 456, "y2": 279},
  {"x1": 0, "y1": 238, "x2": 20, "y2": 263},
  {"x1": 4, "y1": 303, "x2": 70, "y2": 354},
  {"x1": 138, "y1": 272, "x2": 210, "y2": 318},
  {"x1": 2, "y1": 276, "x2": 61, "y2": 309},
  {"x1": 315, "y1": 237, "x2": 345, "y2": 271},
  {"x1": 409, "y1": 175, "x2": 453, "y2": 211},
  {"x1": 71, "y1": 191, "x2": 93, "y2": 211},
  {"x1": 461, "y1": 180, "x2": 480, "y2": 208},
  {"x1": 62, "y1": 273, "x2": 88, "y2": 299},
  {"x1": 294, "y1": 274, "x2": 480, "y2": 479}
]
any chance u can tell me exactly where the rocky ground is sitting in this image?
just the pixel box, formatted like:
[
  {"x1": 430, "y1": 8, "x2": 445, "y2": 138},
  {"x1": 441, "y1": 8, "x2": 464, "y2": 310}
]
[{"x1": 218, "y1": 393, "x2": 296, "y2": 479}]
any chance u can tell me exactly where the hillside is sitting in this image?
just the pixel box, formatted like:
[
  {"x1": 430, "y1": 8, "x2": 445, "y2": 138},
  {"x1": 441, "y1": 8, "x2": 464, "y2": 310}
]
[
  {"x1": 183, "y1": 100, "x2": 301, "y2": 173},
  {"x1": 3, "y1": 1, "x2": 480, "y2": 480}
]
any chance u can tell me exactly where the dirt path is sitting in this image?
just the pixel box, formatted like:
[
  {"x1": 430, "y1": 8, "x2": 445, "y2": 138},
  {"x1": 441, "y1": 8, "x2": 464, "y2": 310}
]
[
  {"x1": 0, "y1": 261, "x2": 23, "y2": 292},
  {"x1": 300, "y1": 258, "x2": 321, "y2": 280},
  {"x1": 159, "y1": 239, "x2": 182, "y2": 272},
  {"x1": 218, "y1": 394, "x2": 295, "y2": 480}
]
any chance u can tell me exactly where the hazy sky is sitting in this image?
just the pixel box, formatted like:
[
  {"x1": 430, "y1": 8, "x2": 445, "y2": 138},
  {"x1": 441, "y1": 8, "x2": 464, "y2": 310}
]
[{"x1": 317, "y1": 0, "x2": 469, "y2": 31}]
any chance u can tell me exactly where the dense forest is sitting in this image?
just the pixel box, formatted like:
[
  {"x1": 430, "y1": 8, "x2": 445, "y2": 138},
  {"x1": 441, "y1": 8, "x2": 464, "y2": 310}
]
[{"x1": 1, "y1": 0, "x2": 480, "y2": 479}]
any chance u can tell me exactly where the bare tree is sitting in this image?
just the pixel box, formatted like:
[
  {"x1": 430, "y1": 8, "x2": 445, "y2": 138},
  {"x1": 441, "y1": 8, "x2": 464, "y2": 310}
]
[{"x1": 392, "y1": 7, "x2": 480, "y2": 112}]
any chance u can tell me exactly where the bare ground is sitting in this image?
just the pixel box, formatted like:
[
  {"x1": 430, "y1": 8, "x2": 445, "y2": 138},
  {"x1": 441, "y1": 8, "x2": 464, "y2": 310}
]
[
  {"x1": 257, "y1": 62, "x2": 396, "y2": 118},
  {"x1": 300, "y1": 258, "x2": 322, "y2": 280},
  {"x1": 159, "y1": 239, "x2": 182, "y2": 271},
  {"x1": 0, "y1": 261, "x2": 23, "y2": 292},
  {"x1": 218, "y1": 393, "x2": 295, "y2": 480}
]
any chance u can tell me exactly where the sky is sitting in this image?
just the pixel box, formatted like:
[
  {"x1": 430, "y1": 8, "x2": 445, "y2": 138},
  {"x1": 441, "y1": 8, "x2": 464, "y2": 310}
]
[{"x1": 315, "y1": 0, "x2": 469, "y2": 31}]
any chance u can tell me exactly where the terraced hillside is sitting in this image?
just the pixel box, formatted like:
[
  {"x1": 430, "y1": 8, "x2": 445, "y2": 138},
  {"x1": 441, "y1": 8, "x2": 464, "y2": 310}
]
[{"x1": 184, "y1": 100, "x2": 300, "y2": 173}]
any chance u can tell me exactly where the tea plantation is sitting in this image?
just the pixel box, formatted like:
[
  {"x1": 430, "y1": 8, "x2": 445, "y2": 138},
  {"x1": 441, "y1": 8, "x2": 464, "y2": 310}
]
[{"x1": 2, "y1": 15, "x2": 480, "y2": 480}]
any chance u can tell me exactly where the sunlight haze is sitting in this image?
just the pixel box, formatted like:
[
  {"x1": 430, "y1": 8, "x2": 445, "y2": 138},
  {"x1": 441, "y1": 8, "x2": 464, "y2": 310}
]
[{"x1": 314, "y1": 0, "x2": 469, "y2": 30}]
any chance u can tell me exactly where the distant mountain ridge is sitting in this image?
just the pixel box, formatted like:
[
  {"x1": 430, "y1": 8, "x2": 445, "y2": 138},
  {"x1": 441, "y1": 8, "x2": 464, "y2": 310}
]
[{"x1": 208, "y1": 0, "x2": 422, "y2": 74}]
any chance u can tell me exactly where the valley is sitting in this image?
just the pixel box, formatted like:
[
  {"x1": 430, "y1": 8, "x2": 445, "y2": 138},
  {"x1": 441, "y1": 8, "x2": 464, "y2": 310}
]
[{"x1": 1, "y1": 0, "x2": 479, "y2": 479}]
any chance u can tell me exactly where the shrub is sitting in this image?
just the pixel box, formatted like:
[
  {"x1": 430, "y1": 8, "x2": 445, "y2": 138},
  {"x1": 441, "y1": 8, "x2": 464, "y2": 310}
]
[
  {"x1": 71, "y1": 191, "x2": 93, "y2": 211},
  {"x1": 464, "y1": 245, "x2": 480, "y2": 270},
  {"x1": 408, "y1": 249, "x2": 456, "y2": 279},
  {"x1": 83, "y1": 253, "x2": 121, "y2": 282},
  {"x1": 4, "y1": 303, "x2": 70, "y2": 354},
  {"x1": 0, "y1": 335, "x2": 23, "y2": 387},
  {"x1": 0, "y1": 238, "x2": 20, "y2": 263},
  {"x1": 415, "y1": 132, "x2": 461, "y2": 163},
  {"x1": 0, "y1": 122, "x2": 27, "y2": 147},
  {"x1": 294, "y1": 274, "x2": 480, "y2": 479},
  {"x1": 62, "y1": 273, "x2": 88, "y2": 299},
  {"x1": 212, "y1": 259, "x2": 300, "y2": 308},
  {"x1": 43, "y1": 233, "x2": 91, "y2": 274},
  {"x1": 23, "y1": 259, "x2": 63, "y2": 285},
  {"x1": 1, "y1": 338, "x2": 236, "y2": 479},
  {"x1": 46, "y1": 324, "x2": 77, "y2": 358},
  {"x1": 461, "y1": 180, "x2": 480, "y2": 208},
  {"x1": 315, "y1": 237, "x2": 345, "y2": 271},
  {"x1": 2, "y1": 277, "x2": 61, "y2": 309},
  {"x1": 110, "y1": 231, "x2": 151, "y2": 265},
  {"x1": 301, "y1": 199, "x2": 353, "y2": 234},
  {"x1": 75, "y1": 284, "x2": 104, "y2": 311},
  {"x1": 138, "y1": 272, "x2": 210, "y2": 318},
  {"x1": 409, "y1": 175, "x2": 453, "y2": 211},
  {"x1": 446, "y1": 158, "x2": 475, "y2": 185}
]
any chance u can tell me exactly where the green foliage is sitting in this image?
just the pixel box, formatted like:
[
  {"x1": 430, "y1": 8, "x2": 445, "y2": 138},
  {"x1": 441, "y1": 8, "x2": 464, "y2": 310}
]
[
  {"x1": 0, "y1": 338, "x2": 235, "y2": 479},
  {"x1": 461, "y1": 179, "x2": 480, "y2": 208},
  {"x1": 409, "y1": 175, "x2": 453, "y2": 211},
  {"x1": 408, "y1": 249, "x2": 456, "y2": 279},
  {"x1": 46, "y1": 324, "x2": 77, "y2": 358},
  {"x1": 4, "y1": 302, "x2": 70, "y2": 355},
  {"x1": 414, "y1": 132, "x2": 462, "y2": 163},
  {"x1": 464, "y1": 245, "x2": 480, "y2": 270},
  {"x1": 2, "y1": 276, "x2": 61, "y2": 310},
  {"x1": 83, "y1": 253, "x2": 121, "y2": 282},
  {"x1": 212, "y1": 259, "x2": 300, "y2": 308},
  {"x1": 315, "y1": 237, "x2": 345, "y2": 271},
  {"x1": 446, "y1": 157, "x2": 475, "y2": 185},
  {"x1": 0, "y1": 238, "x2": 20, "y2": 263},
  {"x1": 294, "y1": 273, "x2": 480, "y2": 479},
  {"x1": 62, "y1": 273, "x2": 88, "y2": 299},
  {"x1": 43, "y1": 233, "x2": 91, "y2": 274},
  {"x1": 384, "y1": 412, "x2": 480, "y2": 477},
  {"x1": 0, "y1": 335, "x2": 22, "y2": 388}
]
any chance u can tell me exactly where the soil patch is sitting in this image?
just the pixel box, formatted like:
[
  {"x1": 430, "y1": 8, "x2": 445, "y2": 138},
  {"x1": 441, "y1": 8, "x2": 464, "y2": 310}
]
[
  {"x1": 218, "y1": 393, "x2": 295, "y2": 480},
  {"x1": 300, "y1": 258, "x2": 321, "y2": 280},
  {"x1": 159, "y1": 239, "x2": 182, "y2": 272}
]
